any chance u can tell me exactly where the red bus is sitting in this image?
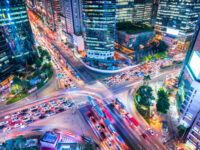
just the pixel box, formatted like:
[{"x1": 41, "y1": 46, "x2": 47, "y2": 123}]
[
  {"x1": 125, "y1": 113, "x2": 139, "y2": 127},
  {"x1": 102, "y1": 109, "x2": 113, "y2": 121}
]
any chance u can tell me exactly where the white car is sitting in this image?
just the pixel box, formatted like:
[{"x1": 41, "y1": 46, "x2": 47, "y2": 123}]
[
  {"x1": 20, "y1": 125, "x2": 27, "y2": 128},
  {"x1": 0, "y1": 121, "x2": 8, "y2": 126},
  {"x1": 14, "y1": 123, "x2": 21, "y2": 128},
  {"x1": 4, "y1": 115, "x2": 10, "y2": 119}
]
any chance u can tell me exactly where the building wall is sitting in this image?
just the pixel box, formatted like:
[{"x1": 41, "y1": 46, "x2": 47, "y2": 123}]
[
  {"x1": 155, "y1": 0, "x2": 200, "y2": 42},
  {"x1": 186, "y1": 112, "x2": 200, "y2": 149},
  {"x1": 0, "y1": 29, "x2": 15, "y2": 83},
  {"x1": 116, "y1": 0, "x2": 134, "y2": 23},
  {"x1": 133, "y1": 0, "x2": 153, "y2": 26},
  {"x1": 0, "y1": 0, "x2": 36, "y2": 65},
  {"x1": 61, "y1": 0, "x2": 83, "y2": 35},
  {"x1": 82, "y1": 0, "x2": 116, "y2": 60}
]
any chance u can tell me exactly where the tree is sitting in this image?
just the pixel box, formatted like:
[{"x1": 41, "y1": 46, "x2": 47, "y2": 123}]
[
  {"x1": 11, "y1": 84, "x2": 22, "y2": 95},
  {"x1": 136, "y1": 85, "x2": 154, "y2": 107},
  {"x1": 143, "y1": 75, "x2": 151, "y2": 85},
  {"x1": 156, "y1": 88, "x2": 170, "y2": 113},
  {"x1": 35, "y1": 58, "x2": 42, "y2": 68},
  {"x1": 12, "y1": 76, "x2": 21, "y2": 85},
  {"x1": 41, "y1": 50, "x2": 48, "y2": 58},
  {"x1": 157, "y1": 40, "x2": 168, "y2": 53},
  {"x1": 83, "y1": 143, "x2": 95, "y2": 150},
  {"x1": 21, "y1": 79, "x2": 29, "y2": 91}
]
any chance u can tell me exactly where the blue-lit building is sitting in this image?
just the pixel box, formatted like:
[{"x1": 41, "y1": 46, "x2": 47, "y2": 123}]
[
  {"x1": 177, "y1": 16, "x2": 200, "y2": 149},
  {"x1": 82, "y1": 0, "x2": 116, "y2": 60},
  {"x1": 0, "y1": 28, "x2": 15, "y2": 83},
  {"x1": 0, "y1": 0, "x2": 36, "y2": 65}
]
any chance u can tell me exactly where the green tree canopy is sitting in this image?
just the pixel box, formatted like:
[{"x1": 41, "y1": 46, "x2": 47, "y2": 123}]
[
  {"x1": 156, "y1": 88, "x2": 170, "y2": 113},
  {"x1": 35, "y1": 58, "x2": 42, "y2": 68},
  {"x1": 136, "y1": 85, "x2": 154, "y2": 107}
]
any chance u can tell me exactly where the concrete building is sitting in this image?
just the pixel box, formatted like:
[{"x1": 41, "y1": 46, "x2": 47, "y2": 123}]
[
  {"x1": 82, "y1": 0, "x2": 116, "y2": 60},
  {"x1": 116, "y1": 0, "x2": 134, "y2": 23}
]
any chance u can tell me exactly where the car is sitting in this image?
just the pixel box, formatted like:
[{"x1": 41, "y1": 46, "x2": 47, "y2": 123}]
[
  {"x1": 22, "y1": 117, "x2": 29, "y2": 122},
  {"x1": 0, "y1": 125, "x2": 5, "y2": 130},
  {"x1": 82, "y1": 136, "x2": 93, "y2": 143},
  {"x1": 100, "y1": 132, "x2": 106, "y2": 140},
  {"x1": 59, "y1": 108, "x2": 65, "y2": 112},
  {"x1": 68, "y1": 103, "x2": 74, "y2": 108},
  {"x1": 30, "y1": 106, "x2": 38, "y2": 111},
  {"x1": 0, "y1": 121, "x2": 8, "y2": 126},
  {"x1": 25, "y1": 113, "x2": 31, "y2": 118},
  {"x1": 40, "y1": 103, "x2": 45, "y2": 107},
  {"x1": 19, "y1": 112, "x2": 26, "y2": 116},
  {"x1": 21, "y1": 109, "x2": 29, "y2": 113},
  {"x1": 12, "y1": 112, "x2": 19, "y2": 117},
  {"x1": 100, "y1": 124, "x2": 105, "y2": 129},
  {"x1": 32, "y1": 109, "x2": 38, "y2": 112},
  {"x1": 12, "y1": 117, "x2": 19, "y2": 122},
  {"x1": 20, "y1": 125, "x2": 27, "y2": 128},
  {"x1": 141, "y1": 133, "x2": 148, "y2": 139},
  {"x1": 26, "y1": 120, "x2": 34, "y2": 124},
  {"x1": 39, "y1": 115, "x2": 46, "y2": 120},
  {"x1": 115, "y1": 145, "x2": 121, "y2": 150},
  {"x1": 14, "y1": 123, "x2": 22, "y2": 128},
  {"x1": 147, "y1": 128, "x2": 154, "y2": 135},
  {"x1": 107, "y1": 141, "x2": 112, "y2": 148},
  {"x1": 106, "y1": 132, "x2": 113, "y2": 141},
  {"x1": 96, "y1": 124, "x2": 101, "y2": 130},
  {"x1": 46, "y1": 112, "x2": 55, "y2": 117},
  {"x1": 4, "y1": 115, "x2": 10, "y2": 119}
]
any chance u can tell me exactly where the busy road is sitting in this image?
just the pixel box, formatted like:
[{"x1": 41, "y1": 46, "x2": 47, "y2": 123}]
[{"x1": 2, "y1": 7, "x2": 182, "y2": 150}]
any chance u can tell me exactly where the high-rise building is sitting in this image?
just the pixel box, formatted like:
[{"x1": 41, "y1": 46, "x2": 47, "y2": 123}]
[
  {"x1": 116, "y1": 0, "x2": 134, "y2": 23},
  {"x1": 61, "y1": 0, "x2": 83, "y2": 35},
  {"x1": 0, "y1": 0, "x2": 36, "y2": 65},
  {"x1": 155, "y1": 0, "x2": 200, "y2": 49},
  {"x1": 0, "y1": 28, "x2": 15, "y2": 83},
  {"x1": 186, "y1": 111, "x2": 200, "y2": 149},
  {"x1": 82, "y1": 0, "x2": 116, "y2": 60},
  {"x1": 133, "y1": 0, "x2": 153, "y2": 26},
  {"x1": 177, "y1": 17, "x2": 200, "y2": 128}
]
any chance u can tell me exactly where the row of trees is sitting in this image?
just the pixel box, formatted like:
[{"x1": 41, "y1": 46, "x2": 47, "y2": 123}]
[
  {"x1": 8, "y1": 46, "x2": 53, "y2": 102},
  {"x1": 136, "y1": 75, "x2": 170, "y2": 120}
]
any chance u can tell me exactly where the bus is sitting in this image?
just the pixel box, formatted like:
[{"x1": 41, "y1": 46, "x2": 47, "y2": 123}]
[{"x1": 102, "y1": 109, "x2": 114, "y2": 121}]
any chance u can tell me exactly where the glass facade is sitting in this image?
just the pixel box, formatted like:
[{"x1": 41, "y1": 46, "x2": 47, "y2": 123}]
[
  {"x1": 0, "y1": 28, "x2": 15, "y2": 83},
  {"x1": 156, "y1": 0, "x2": 200, "y2": 42},
  {"x1": 82, "y1": 0, "x2": 116, "y2": 60},
  {"x1": 0, "y1": 0, "x2": 36, "y2": 65},
  {"x1": 116, "y1": 0, "x2": 134, "y2": 23}
]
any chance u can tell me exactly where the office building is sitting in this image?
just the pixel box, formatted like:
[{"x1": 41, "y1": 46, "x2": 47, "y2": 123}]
[
  {"x1": 177, "y1": 17, "x2": 200, "y2": 128},
  {"x1": 186, "y1": 111, "x2": 200, "y2": 149},
  {"x1": 0, "y1": 0, "x2": 36, "y2": 65},
  {"x1": 61, "y1": 0, "x2": 83, "y2": 35},
  {"x1": 0, "y1": 29, "x2": 15, "y2": 83},
  {"x1": 155, "y1": 0, "x2": 200, "y2": 49},
  {"x1": 133, "y1": 0, "x2": 153, "y2": 26},
  {"x1": 82, "y1": 0, "x2": 116, "y2": 60},
  {"x1": 116, "y1": 0, "x2": 134, "y2": 23}
]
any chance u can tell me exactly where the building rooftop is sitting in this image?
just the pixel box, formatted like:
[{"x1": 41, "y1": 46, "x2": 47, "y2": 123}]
[
  {"x1": 117, "y1": 21, "x2": 153, "y2": 34},
  {"x1": 41, "y1": 131, "x2": 60, "y2": 144}
]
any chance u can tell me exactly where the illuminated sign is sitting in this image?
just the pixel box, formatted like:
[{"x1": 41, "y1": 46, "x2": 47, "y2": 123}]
[
  {"x1": 166, "y1": 28, "x2": 179, "y2": 36},
  {"x1": 188, "y1": 51, "x2": 200, "y2": 80}
]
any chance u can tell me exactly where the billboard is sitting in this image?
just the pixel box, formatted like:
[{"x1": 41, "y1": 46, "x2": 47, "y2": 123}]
[
  {"x1": 166, "y1": 28, "x2": 179, "y2": 36},
  {"x1": 189, "y1": 51, "x2": 200, "y2": 80}
]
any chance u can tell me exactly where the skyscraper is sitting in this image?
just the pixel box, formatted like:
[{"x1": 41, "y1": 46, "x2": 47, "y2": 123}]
[
  {"x1": 61, "y1": 0, "x2": 83, "y2": 35},
  {"x1": 177, "y1": 17, "x2": 200, "y2": 128},
  {"x1": 133, "y1": 0, "x2": 153, "y2": 26},
  {"x1": 82, "y1": 0, "x2": 116, "y2": 60},
  {"x1": 116, "y1": 0, "x2": 134, "y2": 23},
  {"x1": 0, "y1": 28, "x2": 15, "y2": 83},
  {"x1": 0, "y1": 0, "x2": 36, "y2": 65},
  {"x1": 155, "y1": 0, "x2": 200, "y2": 49}
]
